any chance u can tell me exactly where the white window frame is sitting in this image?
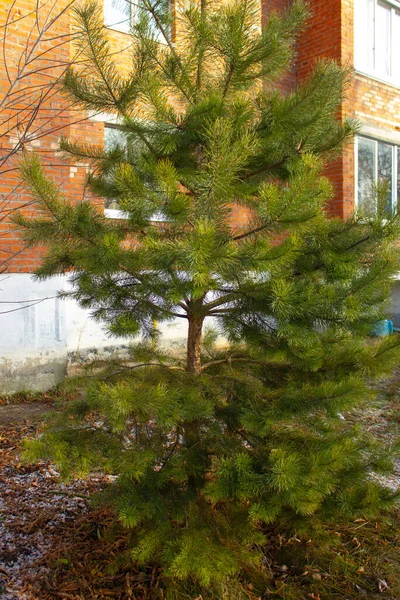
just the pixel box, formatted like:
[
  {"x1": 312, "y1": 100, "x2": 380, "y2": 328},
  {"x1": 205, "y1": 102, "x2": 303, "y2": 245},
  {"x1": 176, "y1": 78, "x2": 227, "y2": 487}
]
[
  {"x1": 103, "y1": 0, "x2": 168, "y2": 43},
  {"x1": 354, "y1": 135, "x2": 399, "y2": 214},
  {"x1": 354, "y1": 0, "x2": 400, "y2": 87}
]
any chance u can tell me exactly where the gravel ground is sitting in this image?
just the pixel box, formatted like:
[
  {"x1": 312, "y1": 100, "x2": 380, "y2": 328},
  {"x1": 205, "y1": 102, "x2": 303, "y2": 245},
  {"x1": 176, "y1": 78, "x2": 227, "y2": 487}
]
[
  {"x1": 356, "y1": 376, "x2": 400, "y2": 491},
  {"x1": 0, "y1": 415, "x2": 110, "y2": 599}
]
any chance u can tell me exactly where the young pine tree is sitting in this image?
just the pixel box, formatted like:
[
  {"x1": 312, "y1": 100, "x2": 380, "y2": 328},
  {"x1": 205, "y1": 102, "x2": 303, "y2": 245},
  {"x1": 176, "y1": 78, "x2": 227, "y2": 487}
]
[{"x1": 17, "y1": 0, "x2": 400, "y2": 595}]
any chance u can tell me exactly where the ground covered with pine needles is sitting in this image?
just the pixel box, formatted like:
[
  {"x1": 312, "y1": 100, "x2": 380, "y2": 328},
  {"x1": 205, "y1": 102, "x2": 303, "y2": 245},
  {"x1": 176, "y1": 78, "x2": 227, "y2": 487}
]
[{"x1": 0, "y1": 380, "x2": 399, "y2": 600}]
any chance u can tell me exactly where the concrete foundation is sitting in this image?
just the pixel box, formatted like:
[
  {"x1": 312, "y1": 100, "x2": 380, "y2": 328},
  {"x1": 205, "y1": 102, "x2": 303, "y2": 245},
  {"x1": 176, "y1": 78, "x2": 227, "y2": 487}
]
[{"x1": 0, "y1": 354, "x2": 67, "y2": 395}]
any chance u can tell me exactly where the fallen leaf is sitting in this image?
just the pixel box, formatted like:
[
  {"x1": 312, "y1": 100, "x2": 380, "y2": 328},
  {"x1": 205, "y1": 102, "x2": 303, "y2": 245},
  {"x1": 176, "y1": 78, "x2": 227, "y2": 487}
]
[
  {"x1": 357, "y1": 566, "x2": 365, "y2": 573},
  {"x1": 355, "y1": 584, "x2": 368, "y2": 596},
  {"x1": 378, "y1": 578, "x2": 389, "y2": 592}
]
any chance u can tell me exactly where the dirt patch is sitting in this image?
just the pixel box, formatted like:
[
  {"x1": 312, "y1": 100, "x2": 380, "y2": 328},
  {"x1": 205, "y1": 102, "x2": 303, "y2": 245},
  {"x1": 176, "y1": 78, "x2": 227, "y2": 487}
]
[{"x1": 0, "y1": 404, "x2": 51, "y2": 425}]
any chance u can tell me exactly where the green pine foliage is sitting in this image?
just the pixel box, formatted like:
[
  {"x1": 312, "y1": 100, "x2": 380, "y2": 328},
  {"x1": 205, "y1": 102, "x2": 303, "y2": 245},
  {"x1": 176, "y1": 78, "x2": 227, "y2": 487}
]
[{"x1": 16, "y1": 0, "x2": 400, "y2": 594}]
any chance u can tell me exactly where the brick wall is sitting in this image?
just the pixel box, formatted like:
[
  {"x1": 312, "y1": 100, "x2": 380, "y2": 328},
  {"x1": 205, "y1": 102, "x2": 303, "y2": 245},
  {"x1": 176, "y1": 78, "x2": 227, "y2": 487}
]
[
  {"x1": 0, "y1": 0, "x2": 76, "y2": 272},
  {"x1": 342, "y1": 0, "x2": 400, "y2": 217},
  {"x1": 2, "y1": 0, "x2": 400, "y2": 275},
  {"x1": 0, "y1": 0, "x2": 122, "y2": 273},
  {"x1": 262, "y1": 0, "x2": 297, "y2": 92},
  {"x1": 297, "y1": 0, "x2": 400, "y2": 218},
  {"x1": 263, "y1": 0, "x2": 352, "y2": 218}
]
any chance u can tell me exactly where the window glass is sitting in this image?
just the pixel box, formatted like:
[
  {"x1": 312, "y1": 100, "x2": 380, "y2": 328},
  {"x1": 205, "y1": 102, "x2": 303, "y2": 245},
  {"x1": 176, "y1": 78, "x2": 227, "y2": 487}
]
[
  {"x1": 139, "y1": 2, "x2": 169, "y2": 43},
  {"x1": 104, "y1": 0, "x2": 130, "y2": 32},
  {"x1": 358, "y1": 138, "x2": 376, "y2": 213},
  {"x1": 355, "y1": 0, "x2": 374, "y2": 71},
  {"x1": 104, "y1": 125, "x2": 128, "y2": 209},
  {"x1": 376, "y1": 2, "x2": 391, "y2": 76},
  {"x1": 357, "y1": 137, "x2": 400, "y2": 216},
  {"x1": 104, "y1": 0, "x2": 167, "y2": 42},
  {"x1": 104, "y1": 125, "x2": 127, "y2": 152},
  {"x1": 378, "y1": 142, "x2": 393, "y2": 213},
  {"x1": 393, "y1": 10, "x2": 400, "y2": 84},
  {"x1": 355, "y1": 0, "x2": 400, "y2": 85}
]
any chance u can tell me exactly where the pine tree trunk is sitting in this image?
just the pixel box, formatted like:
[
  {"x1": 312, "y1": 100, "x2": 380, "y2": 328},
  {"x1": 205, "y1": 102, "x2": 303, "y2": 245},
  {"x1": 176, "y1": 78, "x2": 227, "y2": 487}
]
[
  {"x1": 186, "y1": 316, "x2": 204, "y2": 375},
  {"x1": 185, "y1": 316, "x2": 204, "y2": 491}
]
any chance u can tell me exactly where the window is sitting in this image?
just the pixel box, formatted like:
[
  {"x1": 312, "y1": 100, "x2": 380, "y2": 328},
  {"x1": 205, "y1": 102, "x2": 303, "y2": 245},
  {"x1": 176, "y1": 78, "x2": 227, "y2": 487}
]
[
  {"x1": 104, "y1": 0, "x2": 131, "y2": 32},
  {"x1": 356, "y1": 136, "x2": 399, "y2": 214},
  {"x1": 103, "y1": 124, "x2": 163, "y2": 220},
  {"x1": 104, "y1": 124, "x2": 128, "y2": 214},
  {"x1": 104, "y1": 0, "x2": 168, "y2": 42},
  {"x1": 355, "y1": 0, "x2": 400, "y2": 86}
]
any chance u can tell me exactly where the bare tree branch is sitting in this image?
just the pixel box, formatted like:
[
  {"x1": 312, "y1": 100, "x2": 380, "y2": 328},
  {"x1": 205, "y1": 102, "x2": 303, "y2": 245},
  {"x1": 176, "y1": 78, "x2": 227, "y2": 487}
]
[{"x1": 0, "y1": 0, "x2": 86, "y2": 276}]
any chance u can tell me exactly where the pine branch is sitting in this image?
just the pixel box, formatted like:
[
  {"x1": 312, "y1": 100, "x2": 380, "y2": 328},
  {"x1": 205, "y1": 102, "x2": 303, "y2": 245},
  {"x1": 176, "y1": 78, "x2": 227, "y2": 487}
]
[{"x1": 201, "y1": 357, "x2": 290, "y2": 371}]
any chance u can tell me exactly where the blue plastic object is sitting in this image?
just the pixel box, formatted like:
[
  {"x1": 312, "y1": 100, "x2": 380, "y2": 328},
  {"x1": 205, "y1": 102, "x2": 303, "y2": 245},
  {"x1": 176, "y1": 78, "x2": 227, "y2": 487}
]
[{"x1": 372, "y1": 319, "x2": 394, "y2": 337}]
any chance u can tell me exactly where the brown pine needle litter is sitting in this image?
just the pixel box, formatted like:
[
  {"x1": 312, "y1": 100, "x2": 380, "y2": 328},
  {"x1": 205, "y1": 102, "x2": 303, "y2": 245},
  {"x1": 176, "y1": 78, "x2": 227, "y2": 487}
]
[{"x1": 1, "y1": 377, "x2": 400, "y2": 600}]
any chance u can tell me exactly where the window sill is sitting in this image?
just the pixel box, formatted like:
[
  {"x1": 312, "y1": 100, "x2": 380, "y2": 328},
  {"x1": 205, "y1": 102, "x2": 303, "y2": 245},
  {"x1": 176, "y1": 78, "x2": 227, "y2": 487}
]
[
  {"x1": 104, "y1": 208, "x2": 128, "y2": 219},
  {"x1": 104, "y1": 208, "x2": 164, "y2": 221},
  {"x1": 354, "y1": 69, "x2": 400, "y2": 91},
  {"x1": 384, "y1": 0, "x2": 400, "y2": 9}
]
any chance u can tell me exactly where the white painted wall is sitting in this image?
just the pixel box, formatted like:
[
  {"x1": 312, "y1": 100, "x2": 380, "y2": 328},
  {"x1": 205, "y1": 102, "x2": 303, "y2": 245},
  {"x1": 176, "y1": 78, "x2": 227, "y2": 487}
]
[
  {"x1": 0, "y1": 274, "x2": 66, "y2": 355},
  {"x1": 0, "y1": 274, "x2": 67, "y2": 392},
  {"x1": 0, "y1": 273, "x2": 189, "y2": 392}
]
